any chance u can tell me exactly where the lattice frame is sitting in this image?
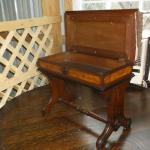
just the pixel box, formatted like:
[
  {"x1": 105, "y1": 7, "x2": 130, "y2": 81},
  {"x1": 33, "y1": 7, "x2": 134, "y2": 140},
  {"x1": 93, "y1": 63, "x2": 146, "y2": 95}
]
[{"x1": 0, "y1": 16, "x2": 60, "y2": 108}]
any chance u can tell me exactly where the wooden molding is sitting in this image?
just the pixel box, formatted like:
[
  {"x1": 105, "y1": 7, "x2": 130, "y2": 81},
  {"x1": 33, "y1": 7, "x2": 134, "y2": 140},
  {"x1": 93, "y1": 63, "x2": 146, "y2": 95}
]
[
  {"x1": 42, "y1": 0, "x2": 62, "y2": 52},
  {"x1": 0, "y1": 16, "x2": 61, "y2": 32}
]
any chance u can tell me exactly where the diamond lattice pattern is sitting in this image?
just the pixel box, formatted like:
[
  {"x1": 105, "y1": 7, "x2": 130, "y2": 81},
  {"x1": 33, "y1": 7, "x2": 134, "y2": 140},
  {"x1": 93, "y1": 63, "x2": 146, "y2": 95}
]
[{"x1": 0, "y1": 18, "x2": 56, "y2": 108}]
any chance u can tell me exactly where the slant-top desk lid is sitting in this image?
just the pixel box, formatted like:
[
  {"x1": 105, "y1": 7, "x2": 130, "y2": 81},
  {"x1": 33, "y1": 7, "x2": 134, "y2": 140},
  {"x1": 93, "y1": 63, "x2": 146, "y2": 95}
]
[
  {"x1": 65, "y1": 9, "x2": 138, "y2": 62},
  {"x1": 38, "y1": 9, "x2": 139, "y2": 89}
]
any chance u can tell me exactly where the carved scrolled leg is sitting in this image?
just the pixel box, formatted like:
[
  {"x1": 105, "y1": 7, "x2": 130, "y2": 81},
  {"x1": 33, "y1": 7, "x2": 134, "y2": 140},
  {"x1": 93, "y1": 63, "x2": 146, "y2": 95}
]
[
  {"x1": 96, "y1": 79, "x2": 131, "y2": 148},
  {"x1": 96, "y1": 124, "x2": 113, "y2": 150},
  {"x1": 42, "y1": 77, "x2": 64, "y2": 115},
  {"x1": 42, "y1": 97, "x2": 56, "y2": 116},
  {"x1": 43, "y1": 78, "x2": 76, "y2": 115}
]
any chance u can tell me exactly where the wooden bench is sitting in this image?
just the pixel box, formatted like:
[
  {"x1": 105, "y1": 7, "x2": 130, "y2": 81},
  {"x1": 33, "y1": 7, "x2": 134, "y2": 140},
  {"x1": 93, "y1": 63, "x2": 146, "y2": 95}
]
[{"x1": 37, "y1": 9, "x2": 139, "y2": 149}]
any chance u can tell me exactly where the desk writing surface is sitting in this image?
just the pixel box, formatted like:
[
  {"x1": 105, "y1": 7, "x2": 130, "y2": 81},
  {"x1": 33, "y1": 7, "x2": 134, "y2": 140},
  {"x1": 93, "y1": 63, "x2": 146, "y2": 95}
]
[{"x1": 38, "y1": 52, "x2": 132, "y2": 88}]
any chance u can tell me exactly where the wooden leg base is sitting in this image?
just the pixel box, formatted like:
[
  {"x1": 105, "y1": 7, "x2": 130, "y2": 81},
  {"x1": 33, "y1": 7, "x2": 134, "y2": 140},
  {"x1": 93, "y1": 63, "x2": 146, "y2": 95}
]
[
  {"x1": 96, "y1": 118, "x2": 131, "y2": 150},
  {"x1": 42, "y1": 98, "x2": 54, "y2": 116},
  {"x1": 42, "y1": 77, "x2": 131, "y2": 149},
  {"x1": 42, "y1": 78, "x2": 77, "y2": 116},
  {"x1": 96, "y1": 79, "x2": 131, "y2": 149},
  {"x1": 96, "y1": 124, "x2": 113, "y2": 149}
]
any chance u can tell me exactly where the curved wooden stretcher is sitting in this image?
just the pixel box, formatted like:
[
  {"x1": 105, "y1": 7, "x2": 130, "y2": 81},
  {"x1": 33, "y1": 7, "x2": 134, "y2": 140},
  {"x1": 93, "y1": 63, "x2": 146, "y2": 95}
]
[{"x1": 37, "y1": 9, "x2": 139, "y2": 149}]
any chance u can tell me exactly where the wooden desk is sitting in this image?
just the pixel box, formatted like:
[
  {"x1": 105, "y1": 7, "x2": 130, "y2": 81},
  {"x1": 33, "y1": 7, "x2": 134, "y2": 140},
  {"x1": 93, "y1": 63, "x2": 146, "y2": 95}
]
[{"x1": 37, "y1": 9, "x2": 139, "y2": 149}]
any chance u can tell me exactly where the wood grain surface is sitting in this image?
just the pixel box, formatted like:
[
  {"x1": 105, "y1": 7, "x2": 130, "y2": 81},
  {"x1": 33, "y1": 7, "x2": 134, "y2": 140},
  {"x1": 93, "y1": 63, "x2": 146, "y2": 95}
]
[{"x1": 0, "y1": 85, "x2": 150, "y2": 150}]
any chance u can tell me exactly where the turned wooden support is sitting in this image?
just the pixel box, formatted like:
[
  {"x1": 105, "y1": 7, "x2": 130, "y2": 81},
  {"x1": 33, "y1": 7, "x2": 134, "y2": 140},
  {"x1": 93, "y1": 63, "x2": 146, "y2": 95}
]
[{"x1": 96, "y1": 80, "x2": 131, "y2": 149}]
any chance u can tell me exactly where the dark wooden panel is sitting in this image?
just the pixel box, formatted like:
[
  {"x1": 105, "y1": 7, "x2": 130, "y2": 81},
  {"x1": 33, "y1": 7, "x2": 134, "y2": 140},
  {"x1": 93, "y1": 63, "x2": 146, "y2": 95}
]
[{"x1": 65, "y1": 9, "x2": 138, "y2": 62}]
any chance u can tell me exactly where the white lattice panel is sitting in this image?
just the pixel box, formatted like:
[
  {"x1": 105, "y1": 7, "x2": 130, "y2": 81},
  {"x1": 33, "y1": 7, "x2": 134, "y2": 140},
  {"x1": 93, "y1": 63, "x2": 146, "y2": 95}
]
[{"x1": 0, "y1": 16, "x2": 60, "y2": 108}]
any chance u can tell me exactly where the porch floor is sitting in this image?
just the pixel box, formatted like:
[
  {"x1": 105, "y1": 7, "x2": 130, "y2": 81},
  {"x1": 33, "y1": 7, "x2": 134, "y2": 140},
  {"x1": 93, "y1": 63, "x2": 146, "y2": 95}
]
[{"x1": 0, "y1": 85, "x2": 150, "y2": 150}]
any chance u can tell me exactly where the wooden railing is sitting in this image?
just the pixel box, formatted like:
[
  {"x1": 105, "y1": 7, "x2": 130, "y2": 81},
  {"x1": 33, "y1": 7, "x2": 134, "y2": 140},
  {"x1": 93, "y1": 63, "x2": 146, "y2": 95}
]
[{"x1": 0, "y1": 16, "x2": 61, "y2": 108}]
